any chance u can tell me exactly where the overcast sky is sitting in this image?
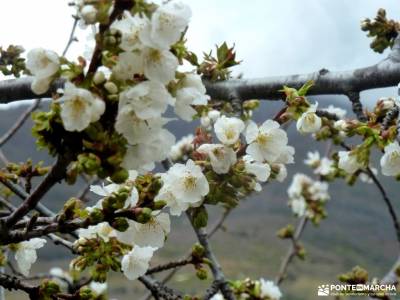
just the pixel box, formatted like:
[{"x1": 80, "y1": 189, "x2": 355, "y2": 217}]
[{"x1": 0, "y1": 0, "x2": 399, "y2": 102}]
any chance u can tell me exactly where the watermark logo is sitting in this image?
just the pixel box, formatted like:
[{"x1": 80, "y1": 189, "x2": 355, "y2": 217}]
[
  {"x1": 317, "y1": 285, "x2": 330, "y2": 296},
  {"x1": 317, "y1": 284, "x2": 397, "y2": 297}
]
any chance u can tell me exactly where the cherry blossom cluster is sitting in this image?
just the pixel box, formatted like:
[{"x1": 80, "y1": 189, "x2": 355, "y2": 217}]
[
  {"x1": 285, "y1": 83, "x2": 400, "y2": 184},
  {"x1": 213, "y1": 278, "x2": 282, "y2": 300},
  {"x1": 287, "y1": 173, "x2": 330, "y2": 223}
]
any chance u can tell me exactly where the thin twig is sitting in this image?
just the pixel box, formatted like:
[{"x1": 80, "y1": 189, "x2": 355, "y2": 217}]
[
  {"x1": 141, "y1": 209, "x2": 232, "y2": 300},
  {"x1": 187, "y1": 211, "x2": 234, "y2": 300},
  {"x1": 367, "y1": 167, "x2": 400, "y2": 245},
  {"x1": 62, "y1": 16, "x2": 79, "y2": 57},
  {"x1": 0, "y1": 99, "x2": 40, "y2": 147},
  {"x1": 4, "y1": 155, "x2": 70, "y2": 228},
  {"x1": 275, "y1": 216, "x2": 308, "y2": 285},
  {"x1": 145, "y1": 258, "x2": 194, "y2": 275}
]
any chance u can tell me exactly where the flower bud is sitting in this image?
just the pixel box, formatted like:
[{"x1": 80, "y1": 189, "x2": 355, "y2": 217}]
[
  {"x1": 89, "y1": 208, "x2": 104, "y2": 223},
  {"x1": 242, "y1": 99, "x2": 260, "y2": 110},
  {"x1": 200, "y1": 116, "x2": 211, "y2": 128},
  {"x1": 277, "y1": 224, "x2": 294, "y2": 239},
  {"x1": 152, "y1": 200, "x2": 167, "y2": 210},
  {"x1": 334, "y1": 120, "x2": 349, "y2": 131},
  {"x1": 192, "y1": 206, "x2": 208, "y2": 228},
  {"x1": 381, "y1": 97, "x2": 395, "y2": 110},
  {"x1": 136, "y1": 208, "x2": 153, "y2": 223},
  {"x1": 93, "y1": 71, "x2": 106, "y2": 85},
  {"x1": 191, "y1": 243, "x2": 205, "y2": 258},
  {"x1": 104, "y1": 81, "x2": 118, "y2": 94},
  {"x1": 79, "y1": 287, "x2": 93, "y2": 300},
  {"x1": 207, "y1": 110, "x2": 221, "y2": 122},
  {"x1": 196, "y1": 268, "x2": 208, "y2": 280},
  {"x1": 110, "y1": 168, "x2": 129, "y2": 184},
  {"x1": 111, "y1": 217, "x2": 129, "y2": 232},
  {"x1": 81, "y1": 5, "x2": 98, "y2": 24}
]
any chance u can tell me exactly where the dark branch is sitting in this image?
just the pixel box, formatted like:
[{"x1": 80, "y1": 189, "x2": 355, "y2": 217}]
[
  {"x1": 3, "y1": 155, "x2": 70, "y2": 228},
  {"x1": 187, "y1": 212, "x2": 235, "y2": 300},
  {"x1": 0, "y1": 99, "x2": 40, "y2": 147},
  {"x1": 275, "y1": 216, "x2": 308, "y2": 285}
]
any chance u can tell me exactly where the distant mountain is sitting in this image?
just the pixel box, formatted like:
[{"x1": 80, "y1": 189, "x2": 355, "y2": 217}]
[{"x1": 1, "y1": 94, "x2": 399, "y2": 300}]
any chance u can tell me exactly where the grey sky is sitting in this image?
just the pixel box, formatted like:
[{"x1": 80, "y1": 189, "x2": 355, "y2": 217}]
[{"x1": 0, "y1": 0, "x2": 399, "y2": 103}]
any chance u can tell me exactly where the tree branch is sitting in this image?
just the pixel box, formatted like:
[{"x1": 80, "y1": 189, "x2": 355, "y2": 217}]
[
  {"x1": 138, "y1": 275, "x2": 183, "y2": 300},
  {"x1": 146, "y1": 258, "x2": 194, "y2": 276},
  {"x1": 275, "y1": 216, "x2": 308, "y2": 285},
  {"x1": 0, "y1": 273, "x2": 38, "y2": 299},
  {"x1": 62, "y1": 15, "x2": 79, "y2": 57},
  {"x1": 2, "y1": 155, "x2": 70, "y2": 228},
  {"x1": 0, "y1": 99, "x2": 40, "y2": 147},
  {"x1": 187, "y1": 212, "x2": 235, "y2": 300},
  {"x1": 1, "y1": 35, "x2": 400, "y2": 105},
  {"x1": 367, "y1": 167, "x2": 400, "y2": 245},
  {"x1": 0, "y1": 176, "x2": 56, "y2": 218},
  {"x1": 141, "y1": 209, "x2": 232, "y2": 300}
]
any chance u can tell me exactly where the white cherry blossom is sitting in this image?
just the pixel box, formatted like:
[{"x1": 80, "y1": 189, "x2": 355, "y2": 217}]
[
  {"x1": 380, "y1": 141, "x2": 400, "y2": 176},
  {"x1": 197, "y1": 144, "x2": 237, "y2": 174},
  {"x1": 245, "y1": 120, "x2": 289, "y2": 163},
  {"x1": 155, "y1": 187, "x2": 189, "y2": 216},
  {"x1": 308, "y1": 181, "x2": 330, "y2": 201},
  {"x1": 112, "y1": 51, "x2": 144, "y2": 81},
  {"x1": 169, "y1": 134, "x2": 194, "y2": 161},
  {"x1": 296, "y1": 103, "x2": 322, "y2": 134},
  {"x1": 59, "y1": 82, "x2": 105, "y2": 132},
  {"x1": 322, "y1": 105, "x2": 347, "y2": 118},
  {"x1": 208, "y1": 110, "x2": 221, "y2": 122},
  {"x1": 243, "y1": 155, "x2": 271, "y2": 182},
  {"x1": 14, "y1": 238, "x2": 46, "y2": 276},
  {"x1": 89, "y1": 281, "x2": 107, "y2": 295},
  {"x1": 274, "y1": 164, "x2": 288, "y2": 182},
  {"x1": 175, "y1": 74, "x2": 209, "y2": 121},
  {"x1": 119, "y1": 81, "x2": 174, "y2": 119},
  {"x1": 115, "y1": 108, "x2": 169, "y2": 144},
  {"x1": 210, "y1": 294, "x2": 224, "y2": 300},
  {"x1": 140, "y1": 1, "x2": 192, "y2": 49},
  {"x1": 26, "y1": 48, "x2": 59, "y2": 95},
  {"x1": 111, "y1": 11, "x2": 147, "y2": 51},
  {"x1": 259, "y1": 278, "x2": 282, "y2": 300},
  {"x1": 304, "y1": 151, "x2": 320, "y2": 167},
  {"x1": 122, "y1": 129, "x2": 176, "y2": 172},
  {"x1": 78, "y1": 222, "x2": 115, "y2": 242},
  {"x1": 214, "y1": 116, "x2": 245, "y2": 145},
  {"x1": 338, "y1": 151, "x2": 364, "y2": 174},
  {"x1": 121, "y1": 246, "x2": 156, "y2": 280},
  {"x1": 161, "y1": 159, "x2": 209, "y2": 205},
  {"x1": 116, "y1": 213, "x2": 170, "y2": 248},
  {"x1": 315, "y1": 157, "x2": 335, "y2": 176},
  {"x1": 288, "y1": 173, "x2": 312, "y2": 199},
  {"x1": 290, "y1": 197, "x2": 307, "y2": 217},
  {"x1": 142, "y1": 48, "x2": 178, "y2": 84}
]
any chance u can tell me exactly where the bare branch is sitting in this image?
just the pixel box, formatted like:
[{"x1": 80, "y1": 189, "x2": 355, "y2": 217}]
[
  {"x1": 346, "y1": 91, "x2": 367, "y2": 122},
  {"x1": 367, "y1": 167, "x2": 400, "y2": 245},
  {"x1": 0, "y1": 177, "x2": 56, "y2": 218},
  {"x1": 1, "y1": 36, "x2": 400, "y2": 106},
  {"x1": 62, "y1": 16, "x2": 79, "y2": 57},
  {"x1": 146, "y1": 257, "x2": 194, "y2": 276},
  {"x1": 2, "y1": 155, "x2": 70, "y2": 228},
  {"x1": 187, "y1": 212, "x2": 235, "y2": 300},
  {"x1": 0, "y1": 99, "x2": 40, "y2": 147},
  {"x1": 141, "y1": 209, "x2": 232, "y2": 300},
  {"x1": 138, "y1": 275, "x2": 183, "y2": 300},
  {"x1": 0, "y1": 273, "x2": 38, "y2": 299},
  {"x1": 275, "y1": 216, "x2": 308, "y2": 285}
]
